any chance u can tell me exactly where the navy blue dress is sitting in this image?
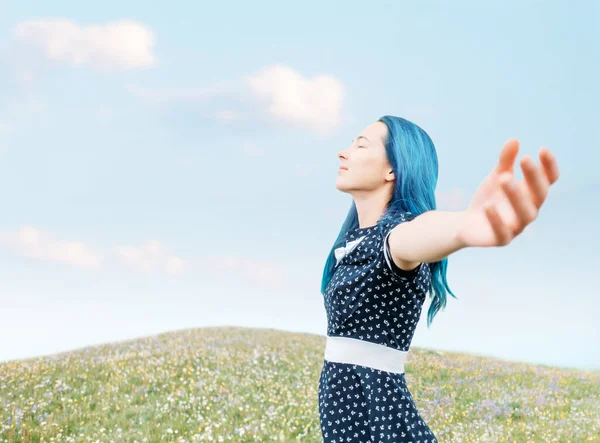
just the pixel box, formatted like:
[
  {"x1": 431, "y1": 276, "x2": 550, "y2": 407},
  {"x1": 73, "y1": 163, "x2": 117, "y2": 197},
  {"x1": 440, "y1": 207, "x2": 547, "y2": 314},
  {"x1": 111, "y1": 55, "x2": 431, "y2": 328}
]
[{"x1": 318, "y1": 212, "x2": 438, "y2": 442}]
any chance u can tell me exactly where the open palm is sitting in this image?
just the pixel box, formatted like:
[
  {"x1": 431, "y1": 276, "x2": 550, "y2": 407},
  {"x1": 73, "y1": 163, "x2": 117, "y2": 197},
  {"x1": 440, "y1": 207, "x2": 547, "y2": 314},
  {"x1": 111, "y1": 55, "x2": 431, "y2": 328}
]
[{"x1": 457, "y1": 140, "x2": 560, "y2": 248}]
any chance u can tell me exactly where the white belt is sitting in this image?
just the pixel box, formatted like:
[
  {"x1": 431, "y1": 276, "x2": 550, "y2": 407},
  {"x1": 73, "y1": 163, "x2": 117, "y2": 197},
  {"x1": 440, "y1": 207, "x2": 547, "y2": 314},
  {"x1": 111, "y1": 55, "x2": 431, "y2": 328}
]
[{"x1": 324, "y1": 335, "x2": 408, "y2": 374}]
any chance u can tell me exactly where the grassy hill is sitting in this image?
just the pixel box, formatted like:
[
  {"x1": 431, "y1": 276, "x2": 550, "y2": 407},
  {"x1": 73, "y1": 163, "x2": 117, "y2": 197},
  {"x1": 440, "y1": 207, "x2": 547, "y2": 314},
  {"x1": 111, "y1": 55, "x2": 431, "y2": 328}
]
[{"x1": 1, "y1": 326, "x2": 599, "y2": 442}]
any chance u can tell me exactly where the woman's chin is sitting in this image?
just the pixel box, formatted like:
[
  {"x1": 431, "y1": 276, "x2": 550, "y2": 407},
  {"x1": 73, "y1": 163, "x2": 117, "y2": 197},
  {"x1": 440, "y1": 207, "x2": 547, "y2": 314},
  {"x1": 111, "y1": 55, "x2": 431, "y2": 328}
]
[{"x1": 335, "y1": 179, "x2": 350, "y2": 192}]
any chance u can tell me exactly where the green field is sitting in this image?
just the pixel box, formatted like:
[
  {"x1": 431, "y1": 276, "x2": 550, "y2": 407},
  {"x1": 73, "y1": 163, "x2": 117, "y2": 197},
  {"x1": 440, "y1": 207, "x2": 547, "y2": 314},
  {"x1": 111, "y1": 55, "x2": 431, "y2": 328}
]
[{"x1": 1, "y1": 326, "x2": 598, "y2": 442}]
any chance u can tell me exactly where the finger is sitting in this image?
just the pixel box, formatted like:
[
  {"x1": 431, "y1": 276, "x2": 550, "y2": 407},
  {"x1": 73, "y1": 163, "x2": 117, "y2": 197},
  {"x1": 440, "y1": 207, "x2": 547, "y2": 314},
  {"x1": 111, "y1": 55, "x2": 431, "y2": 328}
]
[
  {"x1": 494, "y1": 139, "x2": 520, "y2": 174},
  {"x1": 484, "y1": 203, "x2": 512, "y2": 246},
  {"x1": 501, "y1": 176, "x2": 538, "y2": 234},
  {"x1": 539, "y1": 147, "x2": 560, "y2": 185},
  {"x1": 520, "y1": 155, "x2": 549, "y2": 208}
]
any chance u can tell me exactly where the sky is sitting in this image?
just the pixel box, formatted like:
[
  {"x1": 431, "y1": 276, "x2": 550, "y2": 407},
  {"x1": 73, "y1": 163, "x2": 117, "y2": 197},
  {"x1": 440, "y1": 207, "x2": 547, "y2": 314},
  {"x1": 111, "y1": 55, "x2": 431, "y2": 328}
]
[{"x1": 0, "y1": 0, "x2": 598, "y2": 371}]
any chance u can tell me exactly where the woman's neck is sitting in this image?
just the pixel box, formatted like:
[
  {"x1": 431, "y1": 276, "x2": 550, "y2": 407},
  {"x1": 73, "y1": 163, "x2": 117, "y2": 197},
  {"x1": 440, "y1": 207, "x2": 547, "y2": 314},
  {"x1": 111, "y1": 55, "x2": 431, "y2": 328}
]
[{"x1": 352, "y1": 188, "x2": 392, "y2": 228}]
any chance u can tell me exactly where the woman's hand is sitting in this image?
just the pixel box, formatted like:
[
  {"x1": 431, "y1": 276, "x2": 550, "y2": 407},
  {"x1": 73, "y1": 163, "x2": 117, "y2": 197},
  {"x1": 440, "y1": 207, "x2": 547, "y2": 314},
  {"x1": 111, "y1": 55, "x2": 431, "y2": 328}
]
[{"x1": 457, "y1": 139, "x2": 560, "y2": 248}]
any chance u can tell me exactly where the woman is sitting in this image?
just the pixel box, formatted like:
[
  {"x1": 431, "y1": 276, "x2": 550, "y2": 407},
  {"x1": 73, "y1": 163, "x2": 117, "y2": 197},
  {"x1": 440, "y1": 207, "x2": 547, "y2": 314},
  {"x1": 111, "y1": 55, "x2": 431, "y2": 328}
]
[{"x1": 318, "y1": 116, "x2": 560, "y2": 442}]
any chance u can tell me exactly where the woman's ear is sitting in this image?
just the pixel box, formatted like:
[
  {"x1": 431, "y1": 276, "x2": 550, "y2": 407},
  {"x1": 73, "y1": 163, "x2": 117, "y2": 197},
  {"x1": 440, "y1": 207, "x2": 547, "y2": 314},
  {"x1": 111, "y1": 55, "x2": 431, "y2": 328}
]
[{"x1": 385, "y1": 169, "x2": 395, "y2": 182}]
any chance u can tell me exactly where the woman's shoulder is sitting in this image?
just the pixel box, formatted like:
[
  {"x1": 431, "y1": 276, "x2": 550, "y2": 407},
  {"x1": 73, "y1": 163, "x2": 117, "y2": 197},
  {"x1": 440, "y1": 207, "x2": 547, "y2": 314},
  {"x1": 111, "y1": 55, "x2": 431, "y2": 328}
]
[{"x1": 378, "y1": 210, "x2": 418, "y2": 238}]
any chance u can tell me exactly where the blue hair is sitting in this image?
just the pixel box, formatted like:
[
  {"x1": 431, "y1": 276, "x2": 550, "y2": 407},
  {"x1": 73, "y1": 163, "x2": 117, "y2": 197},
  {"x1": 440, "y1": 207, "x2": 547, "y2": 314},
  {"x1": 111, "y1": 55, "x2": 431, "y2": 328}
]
[{"x1": 320, "y1": 115, "x2": 457, "y2": 327}]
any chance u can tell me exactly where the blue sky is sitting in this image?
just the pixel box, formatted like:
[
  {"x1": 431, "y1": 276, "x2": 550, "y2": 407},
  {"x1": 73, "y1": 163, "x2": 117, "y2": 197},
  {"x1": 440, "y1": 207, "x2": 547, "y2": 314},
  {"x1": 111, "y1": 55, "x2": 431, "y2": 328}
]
[{"x1": 0, "y1": 1, "x2": 598, "y2": 371}]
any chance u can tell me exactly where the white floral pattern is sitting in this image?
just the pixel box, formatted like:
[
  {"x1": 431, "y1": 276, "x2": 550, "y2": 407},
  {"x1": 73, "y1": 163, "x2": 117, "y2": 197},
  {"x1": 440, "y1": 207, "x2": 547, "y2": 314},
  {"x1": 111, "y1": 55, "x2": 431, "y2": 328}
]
[{"x1": 319, "y1": 212, "x2": 438, "y2": 442}]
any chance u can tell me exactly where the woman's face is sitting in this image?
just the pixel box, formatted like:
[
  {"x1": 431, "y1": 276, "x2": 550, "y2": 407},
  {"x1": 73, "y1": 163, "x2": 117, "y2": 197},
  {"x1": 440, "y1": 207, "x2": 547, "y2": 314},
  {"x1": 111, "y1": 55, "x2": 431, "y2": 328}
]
[{"x1": 336, "y1": 121, "x2": 394, "y2": 194}]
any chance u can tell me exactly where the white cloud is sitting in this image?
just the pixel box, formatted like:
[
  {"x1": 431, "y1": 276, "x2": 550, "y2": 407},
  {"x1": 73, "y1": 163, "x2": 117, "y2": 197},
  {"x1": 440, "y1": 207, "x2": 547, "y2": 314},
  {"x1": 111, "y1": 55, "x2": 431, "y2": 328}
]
[
  {"x1": 114, "y1": 240, "x2": 186, "y2": 275},
  {"x1": 165, "y1": 256, "x2": 186, "y2": 275},
  {"x1": 208, "y1": 255, "x2": 289, "y2": 289},
  {"x1": 246, "y1": 64, "x2": 345, "y2": 135},
  {"x1": 0, "y1": 226, "x2": 102, "y2": 268},
  {"x1": 0, "y1": 226, "x2": 187, "y2": 275},
  {"x1": 13, "y1": 19, "x2": 156, "y2": 71},
  {"x1": 128, "y1": 64, "x2": 345, "y2": 135}
]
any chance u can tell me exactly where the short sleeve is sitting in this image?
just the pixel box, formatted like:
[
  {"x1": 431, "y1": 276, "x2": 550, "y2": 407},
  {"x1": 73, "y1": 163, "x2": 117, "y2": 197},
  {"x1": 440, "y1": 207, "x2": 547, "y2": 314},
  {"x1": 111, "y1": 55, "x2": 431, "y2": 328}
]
[{"x1": 380, "y1": 211, "x2": 422, "y2": 279}]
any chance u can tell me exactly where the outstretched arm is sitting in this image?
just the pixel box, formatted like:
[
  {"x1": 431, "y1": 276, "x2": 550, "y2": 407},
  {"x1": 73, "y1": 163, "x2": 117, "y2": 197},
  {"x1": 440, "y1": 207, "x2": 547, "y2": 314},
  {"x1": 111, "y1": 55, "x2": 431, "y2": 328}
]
[
  {"x1": 388, "y1": 139, "x2": 560, "y2": 269},
  {"x1": 387, "y1": 210, "x2": 466, "y2": 268}
]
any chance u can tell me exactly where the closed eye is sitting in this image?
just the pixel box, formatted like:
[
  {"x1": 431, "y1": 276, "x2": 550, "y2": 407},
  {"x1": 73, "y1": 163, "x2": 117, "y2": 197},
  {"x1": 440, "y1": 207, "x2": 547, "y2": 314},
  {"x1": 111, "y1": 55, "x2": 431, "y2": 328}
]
[{"x1": 352, "y1": 138, "x2": 367, "y2": 148}]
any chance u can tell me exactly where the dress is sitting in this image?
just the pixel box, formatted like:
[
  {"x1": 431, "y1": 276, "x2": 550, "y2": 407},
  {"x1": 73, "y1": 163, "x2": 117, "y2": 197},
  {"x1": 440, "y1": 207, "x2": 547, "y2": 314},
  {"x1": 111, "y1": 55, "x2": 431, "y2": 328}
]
[{"x1": 318, "y1": 212, "x2": 438, "y2": 443}]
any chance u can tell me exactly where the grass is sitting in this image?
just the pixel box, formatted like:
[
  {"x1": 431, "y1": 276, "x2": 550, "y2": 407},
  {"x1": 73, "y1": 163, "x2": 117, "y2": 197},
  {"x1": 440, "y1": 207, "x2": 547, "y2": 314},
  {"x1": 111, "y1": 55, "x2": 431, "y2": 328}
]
[{"x1": 0, "y1": 326, "x2": 599, "y2": 442}]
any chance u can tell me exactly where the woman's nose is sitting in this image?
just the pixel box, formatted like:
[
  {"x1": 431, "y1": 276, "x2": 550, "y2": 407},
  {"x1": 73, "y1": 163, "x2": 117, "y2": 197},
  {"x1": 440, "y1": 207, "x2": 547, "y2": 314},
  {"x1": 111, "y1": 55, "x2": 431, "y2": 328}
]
[{"x1": 338, "y1": 140, "x2": 354, "y2": 160}]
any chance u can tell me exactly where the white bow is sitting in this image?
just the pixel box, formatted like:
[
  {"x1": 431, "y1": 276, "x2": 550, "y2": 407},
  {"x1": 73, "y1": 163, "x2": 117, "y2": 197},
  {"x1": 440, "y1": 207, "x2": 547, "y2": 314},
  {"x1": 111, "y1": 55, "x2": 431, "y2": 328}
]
[{"x1": 334, "y1": 235, "x2": 366, "y2": 266}]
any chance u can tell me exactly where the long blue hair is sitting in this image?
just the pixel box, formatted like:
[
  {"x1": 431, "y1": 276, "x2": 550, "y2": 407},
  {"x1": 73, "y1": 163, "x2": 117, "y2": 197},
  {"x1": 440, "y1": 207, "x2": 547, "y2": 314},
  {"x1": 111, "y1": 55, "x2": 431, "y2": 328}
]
[{"x1": 320, "y1": 115, "x2": 457, "y2": 327}]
